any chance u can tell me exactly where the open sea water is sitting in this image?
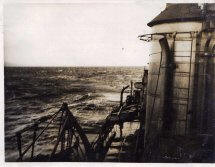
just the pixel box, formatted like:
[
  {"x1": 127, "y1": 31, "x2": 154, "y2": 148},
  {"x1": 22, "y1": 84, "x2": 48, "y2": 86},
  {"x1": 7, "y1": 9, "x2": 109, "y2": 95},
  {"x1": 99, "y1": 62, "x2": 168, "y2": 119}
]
[{"x1": 4, "y1": 67, "x2": 144, "y2": 161}]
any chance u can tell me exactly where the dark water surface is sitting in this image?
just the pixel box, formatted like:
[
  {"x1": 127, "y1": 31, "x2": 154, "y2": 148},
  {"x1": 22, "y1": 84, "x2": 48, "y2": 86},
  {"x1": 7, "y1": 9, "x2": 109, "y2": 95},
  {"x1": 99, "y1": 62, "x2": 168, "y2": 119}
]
[{"x1": 4, "y1": 67, "x2": 144, "y2": 161}]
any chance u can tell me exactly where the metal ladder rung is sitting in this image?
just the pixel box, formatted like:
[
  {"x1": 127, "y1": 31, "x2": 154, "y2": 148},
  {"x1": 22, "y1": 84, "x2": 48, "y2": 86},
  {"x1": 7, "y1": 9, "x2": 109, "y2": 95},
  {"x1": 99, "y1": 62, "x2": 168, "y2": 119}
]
[
  {"x1": 174, "y1": 72, "x2": 190, "y2": 74},
  {"x1": 132, "y1": 120, "x2": 140, "y2": 122},
  {"x1": 174, "y1": 75, "x2": 190, "y2": 78},
  {"x1": 172, "y1": 103, "x2": 187, "y2": 106},
  {"x1": 149, "y1": 73, "x2": 160, "y2": 75},
  {"x1": 173, "y1": 87, "x2": 189, "y2": 90},
  {"x1": 170, "y1": 97, "x2": 190, "y2": 101},
  {"x1": 174, "y1": 56, "x2": 191, "y2": 58},
  {"x1": 174, "y1": 40, "x2": 193, "y2": 41},
  {"x1": 147, "y1": 92, "x2": 160, "y2": 97},
  {"x1": 176, "y1": 119, "x2": 187, "y2": 122}
]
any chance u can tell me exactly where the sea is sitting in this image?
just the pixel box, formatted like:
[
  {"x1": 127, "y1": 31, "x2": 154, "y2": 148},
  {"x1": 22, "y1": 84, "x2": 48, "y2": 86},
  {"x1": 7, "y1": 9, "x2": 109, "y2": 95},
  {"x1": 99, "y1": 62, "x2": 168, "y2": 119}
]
[{"x1": 4, "y1": 66, "x2": 145, "y2": 161}]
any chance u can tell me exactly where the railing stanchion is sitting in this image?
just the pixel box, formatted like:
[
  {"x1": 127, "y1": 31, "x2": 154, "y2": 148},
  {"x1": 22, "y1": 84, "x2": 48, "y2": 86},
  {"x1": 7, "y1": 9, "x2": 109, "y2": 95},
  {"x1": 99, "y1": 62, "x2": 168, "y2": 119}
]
[
  {"x1": 16, "y1": 132, "x2": 22, "y2": 161},
  {"x1": 61, "y1": 131, "x2": 66, "y2": 151},
  {"x1": 31, "y1": 123, "x2": 38, "y2": 159}
]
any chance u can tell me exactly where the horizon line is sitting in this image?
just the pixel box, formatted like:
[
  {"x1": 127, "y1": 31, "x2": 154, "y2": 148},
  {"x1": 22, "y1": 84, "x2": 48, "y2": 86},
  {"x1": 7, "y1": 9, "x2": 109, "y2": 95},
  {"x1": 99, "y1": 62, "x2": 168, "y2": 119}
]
[{"x1": 4, "y1": 65, "x2": 148, "y2": 68}]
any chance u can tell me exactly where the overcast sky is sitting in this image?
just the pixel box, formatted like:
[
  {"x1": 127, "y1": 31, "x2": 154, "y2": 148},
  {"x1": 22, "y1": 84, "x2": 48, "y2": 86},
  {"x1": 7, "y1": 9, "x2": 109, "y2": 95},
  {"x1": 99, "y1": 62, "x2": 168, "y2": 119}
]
[{"x1": 4, "y1": 1, "x2": 165, "y2": 67}]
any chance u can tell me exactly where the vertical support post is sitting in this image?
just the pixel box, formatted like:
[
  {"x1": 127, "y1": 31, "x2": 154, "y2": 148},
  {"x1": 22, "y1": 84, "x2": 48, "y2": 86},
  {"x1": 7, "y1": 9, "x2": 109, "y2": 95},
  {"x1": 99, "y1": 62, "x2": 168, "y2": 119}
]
[
  {"x1": 59, "y1": 108, "x2": 66, "y2": 152},
  {"x1": 58, "y1": 111, "x2": 64, "y2": 136},
  {"x1": 31, "y1": 123, "x2": 38, "y2": 159},
  {"x1": 66, "y1": 130, "x2": 70, "y2": 148},
  {"x1": 61, "y1": 111, "x2": 68, "y2": 152},
  {"x1": 119, "y1": 122, "x2": 123, "y2": 140},
  {"x1": 130, "y1": 81, "x2": 133, "y2": 96},
  {"x1": 120, "y1": 90, "x2": 123, "y2": 106},
  {"x1": 69, "y1": 129, "x2": 74, "y2": 147},
  {"x1": 16, "y1": 132, "x2": 22, "y2": 161},
  {"x1": 61, "y1": 131, "x2": 65, "y2": 151},
  {"x1": 120, "y1": 85, "x2": 129, "y2": 106}
]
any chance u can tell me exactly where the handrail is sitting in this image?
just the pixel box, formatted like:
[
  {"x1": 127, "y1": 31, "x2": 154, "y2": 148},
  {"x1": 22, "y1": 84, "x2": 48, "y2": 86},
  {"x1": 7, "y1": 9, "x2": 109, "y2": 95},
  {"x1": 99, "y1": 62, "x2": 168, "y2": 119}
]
[
  {"x1": 92, "y1": 86, "x2": 129, "y2": 150},
  {"x1": 120, "y1": 85, "x2": 129, "y2": 106},
  {"x1": 16, "y1": 109, "x2": 61, "y2": 161},
  {"x1": 138, "y1": 31, "x2": 198, "y2": 42},
  {"x1": 16, "y1": 103, "x2": 96, "y2": 161},
  {"x1": 138, "y1": 31, "x2": 198, "y2": 38}
]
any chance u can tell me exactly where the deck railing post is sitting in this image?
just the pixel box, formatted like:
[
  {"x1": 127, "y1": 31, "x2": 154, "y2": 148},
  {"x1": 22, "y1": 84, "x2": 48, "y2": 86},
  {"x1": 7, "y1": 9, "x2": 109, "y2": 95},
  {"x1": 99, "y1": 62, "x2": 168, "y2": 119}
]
[
  {"x1": 130, "y1": 81, "x2": 133, "y2": 96},
  {"x1": 31, "y1": 123, "x2": 38, "y2": 159},
  {"x1": 120, "y1": 85, "x2": 129, "y2": 106},
  {"x1": 61, "y1": 131, "x2": 66, "y2": 151},
  {"x1": 16, "y1": 132, "x2": 22, "y2": 161}
]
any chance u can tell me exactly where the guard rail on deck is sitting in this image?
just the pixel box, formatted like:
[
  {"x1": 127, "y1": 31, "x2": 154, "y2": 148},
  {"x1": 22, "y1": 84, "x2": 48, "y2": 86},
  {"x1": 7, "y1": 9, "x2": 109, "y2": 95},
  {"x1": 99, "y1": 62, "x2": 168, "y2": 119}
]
[{"x1": 15, "y1": 103, "x2": 94, "y2": 161}]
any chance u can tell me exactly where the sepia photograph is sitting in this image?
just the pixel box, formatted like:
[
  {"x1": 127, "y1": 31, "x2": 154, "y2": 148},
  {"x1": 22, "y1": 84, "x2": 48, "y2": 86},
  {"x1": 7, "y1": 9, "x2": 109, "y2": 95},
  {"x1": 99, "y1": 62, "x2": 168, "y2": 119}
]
[{"x1": 3, "y1": 0, "x2": 215, "y2": 163}]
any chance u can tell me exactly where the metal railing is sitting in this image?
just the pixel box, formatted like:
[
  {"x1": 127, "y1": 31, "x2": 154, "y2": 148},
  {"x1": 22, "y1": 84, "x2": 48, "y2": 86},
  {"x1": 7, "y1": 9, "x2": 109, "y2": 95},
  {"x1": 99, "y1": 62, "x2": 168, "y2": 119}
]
[
  {"x1": 15, "y1": 103, "x2": 93, "y2": 161},
  {"x1": 16, "y1": 109, "x2": 61, "y2": 161}
]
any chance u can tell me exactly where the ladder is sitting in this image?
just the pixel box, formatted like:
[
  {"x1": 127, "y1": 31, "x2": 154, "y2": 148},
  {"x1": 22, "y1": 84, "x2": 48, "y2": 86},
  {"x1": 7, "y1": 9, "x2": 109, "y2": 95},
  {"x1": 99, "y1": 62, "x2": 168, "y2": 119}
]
[
  {"x1": 171, "y1": 32, "x2": 194, "y2": 135},
  {"x1": 104, "y1": 135, "x2": 124, "y2": 162},
  {"x1": 104, "y1": 129, "x2": 132, "y2": 162},
  {"x1": 146, "y1": 32, "x2": 195, "y2": 137}
]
